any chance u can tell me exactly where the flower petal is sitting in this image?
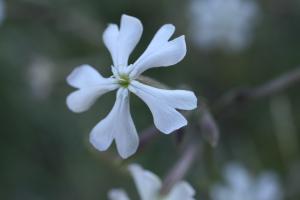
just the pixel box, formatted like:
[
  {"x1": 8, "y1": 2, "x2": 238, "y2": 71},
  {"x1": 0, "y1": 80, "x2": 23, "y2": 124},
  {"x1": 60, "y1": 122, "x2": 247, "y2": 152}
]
[
  {"x1": 66, "y1": 65, "x2": 118, "y2": 113},
  {"x1": 134, "y1": 24, "x2": 175, "y2": 63},
  {"x1": 103, "y1": 14, "x2": 143, "y2": 67},
  {"x1": 130, "y1": 81, "x2": 195, "y2": 134},
  {"x1": 67, "y1": 64, "x2": 108, "y2": 88},
  {"x1": 128, "y1": 164, "x2": 161, "y2": 200},
  {"x1": 103, "y1": 24, "x2": 119, "y2": 67},
  {"x1": 89, "y1": 88, "x2": 139, "y2": 159},
  {"x1": 108, "y1": 189, "x2": 130, "y2": 200},
  {"x1": 114, "y1": 90, "x2": 139, "y2": 159},
  {"x1": 130, "y1": 25, "x2": 186, "y2": 78},
  {"x1": 133, "y1": 81, "x2": 197, "y2": 110},
  {"x1": 66, "y1": 86, "x2": 116, "y2": 113},
  {"x1": 165, "y1": 182, "x2": 196, "y2": 200},
  {"x1": 256, "y1": 172, "x2": 283, "y2": 200},
  {"x1": 224, "y1": 163, "x2": 252, "y2": 191}
]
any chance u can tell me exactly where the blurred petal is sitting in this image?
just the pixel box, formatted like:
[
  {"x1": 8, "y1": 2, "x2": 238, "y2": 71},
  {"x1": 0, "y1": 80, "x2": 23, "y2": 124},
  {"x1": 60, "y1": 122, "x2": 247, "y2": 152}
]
[
  {"x1": 165, "y1": 182, "x2": 196, "y2": 200},
  {"x1": 0, "y1": 0, "x2": 4, "y2": 25},
  {"x1": 130, "y1": 24, "x2": 186, "y2": 77},
  {"x1": 128, "y1": 164, "x2": 161, "y2": 200},
  {"x1": 256, "y1": 172, "x2": 283, "y2": 200},
  {"x1": 103, "y1": 15, "x2": 143, "y2": 67},
  {"x1": 108, "y1": 189, "x2": 130, "y2": 200},
  {"x1": 89, "y1": 88, "x2": 138, "y2": 159},
  {"x1": 130, "y1": 81, "x2": 190, "y2": 134},
  {"x1": 224, "y1": 163, "x2": 252, "y2": 191}
]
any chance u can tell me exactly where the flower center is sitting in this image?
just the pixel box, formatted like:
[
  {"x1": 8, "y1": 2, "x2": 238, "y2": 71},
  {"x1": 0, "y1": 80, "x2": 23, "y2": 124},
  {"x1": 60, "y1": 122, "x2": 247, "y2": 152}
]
[{"x1": 118, "y1": 73, "x2": 131, "y2": 88}]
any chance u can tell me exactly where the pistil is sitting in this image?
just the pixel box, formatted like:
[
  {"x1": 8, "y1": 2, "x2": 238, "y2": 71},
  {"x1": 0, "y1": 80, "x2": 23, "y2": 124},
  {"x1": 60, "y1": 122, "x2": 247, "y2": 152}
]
[{"x1": 118, "y1": 74, "x2": 131, "y2": 88}]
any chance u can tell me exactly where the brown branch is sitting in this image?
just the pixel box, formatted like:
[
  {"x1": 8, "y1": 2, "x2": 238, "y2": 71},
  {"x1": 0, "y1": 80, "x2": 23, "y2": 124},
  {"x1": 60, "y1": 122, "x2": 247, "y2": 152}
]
[
  {"x1": 249, "y1": 67, "x2": 300, "y2": 99},
  {"x1": 137, "y1": 126, "x2": 159, "y2": 152},
  {"x1": 199, "y1": 106, "x2": 220, "y2": 147},
  {"x1": 160, "y1": 143, "x2": 200, "y2": 195},
  {"x1": 214, "y1": 67, "x2": 300, "y2": 113},
  {"x1": 159, "y1": 66, "x2": 300, "y2": 193}
]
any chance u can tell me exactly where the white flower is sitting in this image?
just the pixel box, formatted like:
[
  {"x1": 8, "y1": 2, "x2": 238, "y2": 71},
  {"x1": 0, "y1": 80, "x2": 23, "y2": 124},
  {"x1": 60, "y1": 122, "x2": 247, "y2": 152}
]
[
  {"x1": 210, "y1": 163, "x2": 283, "y2": 200},
  {"x1": 28, "y1": 57, "x2": 55, "y2": 100},
  {"x1": 189, "y1": 0, "x2": 259, "y2": 51},
  {"x1": 108, "y1": 164, "x2": 196, "y2": 200},
  {"x1": 0, "y1": 0, "x2": 5, "y2": 25},
  {"x1": 66, "y1": 15, "x2": 197, "y2": 158}
]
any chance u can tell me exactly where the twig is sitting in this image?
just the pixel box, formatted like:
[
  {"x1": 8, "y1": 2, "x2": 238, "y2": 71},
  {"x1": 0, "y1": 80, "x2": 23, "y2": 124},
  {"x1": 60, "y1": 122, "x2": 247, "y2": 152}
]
[
  {"x1": 160, "y1": 143, "x2": 200, "y2": 195},
  {"x1": 249, "y1": 67, "x2": 300, "y2": 99},
  {"x1": 138, "y1": 126, "x2": 159, "y2": 152},
  {"x1": 214, "y1": 67, "x2": 300, "y2": 113},
  {"x1": 160, "y1": 66, "x2": 300, "y2": 192},
  {"x1": 199, "y1": 106, "x2": 220, "y2": 147}
]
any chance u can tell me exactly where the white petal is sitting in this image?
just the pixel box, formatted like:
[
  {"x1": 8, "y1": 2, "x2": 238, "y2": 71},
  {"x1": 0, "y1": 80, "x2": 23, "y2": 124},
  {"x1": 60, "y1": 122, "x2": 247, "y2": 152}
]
[
  {"x1": 130, "y1": 81, "x2": 195, "y2": 134},
  {"x1": 130, "y1": 24, "x2": 186, "y2": 78},
  {"x1": 66, "y1": 85, "x2": 117, "y2": 113},
  {"x1": 67, "y1": 64, "x2": 107, "y2": 88},
  {"x1": 165, "y1": 182, "x2": 196, "y2": 200},
  {"x1": 108, "y1": 189, "x2": 130, "y2": 200},
  {"x1": 128, "y1": 164, "x2": 161, "y2": 200},
  {"x1": 66, "y1": 65, "x2": 118, "y2": 113},
  {"x1": 133, "y1": 81, "x2": 197, "y2": 110},
  {"x1": 114, "y1": 90, "x2": 139, "y2": 159},
  {"x1": 89, "y1": 88, "x2": 139, "y2": 159},
  {"x1": 103, "y1": 15, "x2": 143, "y2": 67},
  {"x1": 103, "y1": 24, "x2": 119, "y2": 67},
  {"x1": 134, "y1": 24, "x2": 175, "y2": 63},
  {"x1": 117, "y1": 14, "x2": 143, "y2": 67}
]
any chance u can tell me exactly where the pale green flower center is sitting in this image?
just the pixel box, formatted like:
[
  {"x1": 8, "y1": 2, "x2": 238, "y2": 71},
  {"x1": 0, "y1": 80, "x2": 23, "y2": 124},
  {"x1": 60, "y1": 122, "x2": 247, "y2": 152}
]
[{"x1": 118, "y1": 73, "x2": 131, "y2": 88}]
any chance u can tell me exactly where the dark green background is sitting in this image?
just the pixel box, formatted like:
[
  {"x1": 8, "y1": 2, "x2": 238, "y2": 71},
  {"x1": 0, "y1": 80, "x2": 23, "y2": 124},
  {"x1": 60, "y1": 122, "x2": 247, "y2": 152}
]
[{"x1": 1, "y1": 0, "x2": 300, "y2": 199}]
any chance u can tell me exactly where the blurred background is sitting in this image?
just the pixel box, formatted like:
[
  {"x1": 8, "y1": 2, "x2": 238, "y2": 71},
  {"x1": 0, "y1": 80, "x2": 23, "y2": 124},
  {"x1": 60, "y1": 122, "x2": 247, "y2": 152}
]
[{"x1": 1, "y1": 0, "x2": 300, "y2": 199}]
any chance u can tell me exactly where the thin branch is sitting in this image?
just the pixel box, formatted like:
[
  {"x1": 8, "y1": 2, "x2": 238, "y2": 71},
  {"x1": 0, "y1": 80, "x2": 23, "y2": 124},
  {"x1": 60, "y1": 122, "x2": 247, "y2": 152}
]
[
  {"x1": 160, "y1": 66, "x2": 300, "y2": 192},
  {"x1": 160, "y1": 143, "x2": 200, "y2": 195},
  {"x1": 199, "y1": 106, "x2": 220, "y2": 147},
  {"x1": 138, "y1": 126, "x2": 159, "y2": 152},
  {"x1": 214, "y1": 67, "x2": 300, "y2": 113},
  {"x1": 249, "y1": 67, "x2": 300, "y2": 99}
]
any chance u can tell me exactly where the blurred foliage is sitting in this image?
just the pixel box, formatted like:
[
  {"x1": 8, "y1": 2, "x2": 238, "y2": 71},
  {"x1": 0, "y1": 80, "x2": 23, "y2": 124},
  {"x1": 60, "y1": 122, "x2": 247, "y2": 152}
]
[{"x1": 1, "y1": 0, "x2": 300, "y2": 199}]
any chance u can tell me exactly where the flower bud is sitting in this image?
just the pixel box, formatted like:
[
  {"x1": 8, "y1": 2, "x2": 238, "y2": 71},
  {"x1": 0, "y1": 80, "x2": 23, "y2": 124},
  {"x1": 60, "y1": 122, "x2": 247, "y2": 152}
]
[{"x1": 199, "y1": 108, "x2": 220, "y2": 147}]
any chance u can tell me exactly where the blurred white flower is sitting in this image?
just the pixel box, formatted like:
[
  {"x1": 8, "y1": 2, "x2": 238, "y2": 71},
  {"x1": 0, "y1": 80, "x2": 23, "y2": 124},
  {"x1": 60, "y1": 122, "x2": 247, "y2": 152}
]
[
  {"x1": 28, "y1": 58, "x2": 55, "y2": 100},
  {"x1": 66, "y1": 15, "x2": 197, "y2": 159},
  {"x1": 210, "y1": 163, "x2": 283, "y2": 200},
  {"x1": 108, "y1": 189, "x2": 130, "y2": 200},
  {"x1": 108, "y1": 164, "x2": 196, "y2": 200},
  {"x1": 0, "y1": 0, "x2": 4, "y2": 25},
  {"x1": 189, "y1": 0, "x2": 259, "y2": 52}
]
